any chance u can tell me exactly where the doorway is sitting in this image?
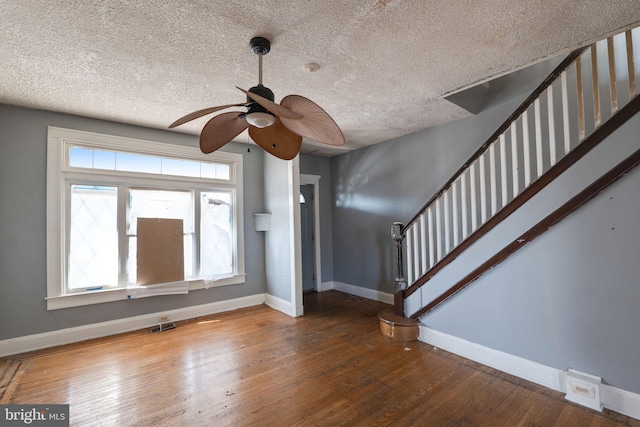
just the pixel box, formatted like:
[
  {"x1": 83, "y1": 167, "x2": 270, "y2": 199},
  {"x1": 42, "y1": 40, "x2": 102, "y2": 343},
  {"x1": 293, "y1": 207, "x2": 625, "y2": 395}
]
[{"x1": 300, "y1": 184, "x2": 316, "y2": 293}]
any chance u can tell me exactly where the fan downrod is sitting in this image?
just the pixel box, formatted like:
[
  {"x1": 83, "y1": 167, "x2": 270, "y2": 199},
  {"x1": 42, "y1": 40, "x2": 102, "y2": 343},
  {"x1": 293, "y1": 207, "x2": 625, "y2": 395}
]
[{"x1": 250, "y1": 37, "x2": 271, "y2": 56}]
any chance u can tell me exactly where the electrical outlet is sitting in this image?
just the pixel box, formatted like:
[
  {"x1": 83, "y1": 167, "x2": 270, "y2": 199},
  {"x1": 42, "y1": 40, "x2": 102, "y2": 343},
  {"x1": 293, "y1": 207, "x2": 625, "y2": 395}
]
[{"x1": 159, "y1": 316, "x2": 169, "y2": 323}]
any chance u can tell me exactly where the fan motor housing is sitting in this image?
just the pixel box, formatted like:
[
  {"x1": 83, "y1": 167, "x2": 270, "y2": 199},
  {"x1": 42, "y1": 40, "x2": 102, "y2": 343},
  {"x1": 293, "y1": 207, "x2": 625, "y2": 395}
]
[
  {"x1": 247, "y1": 84, "x2": 274, "y2": 102},
  {"x1": 247, "y1": 84, "x2": 275, "y2": 116}
]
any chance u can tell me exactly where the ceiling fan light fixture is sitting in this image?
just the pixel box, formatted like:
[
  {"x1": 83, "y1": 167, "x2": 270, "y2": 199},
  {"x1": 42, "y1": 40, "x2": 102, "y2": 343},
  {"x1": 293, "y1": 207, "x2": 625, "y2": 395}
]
[
  {"x1": 169, "y1": 35, "x2": 344, "y2": 159},
  {"x1": 246, "y1": 111, "x2": 275, "y2": 128}
]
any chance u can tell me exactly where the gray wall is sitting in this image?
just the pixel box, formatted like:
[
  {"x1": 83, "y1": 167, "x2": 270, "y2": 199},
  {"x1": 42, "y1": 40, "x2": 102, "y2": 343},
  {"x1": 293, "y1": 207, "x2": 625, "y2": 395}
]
[
  {"x1": 299, "y1": 154, "x2": 334, "y2": 283},
  {"x1": 328, "y1": 69, "x2": 640, "y2": 392},
  {"x1": 0, "y1": 104, "x2": 267, "y2": 340}
]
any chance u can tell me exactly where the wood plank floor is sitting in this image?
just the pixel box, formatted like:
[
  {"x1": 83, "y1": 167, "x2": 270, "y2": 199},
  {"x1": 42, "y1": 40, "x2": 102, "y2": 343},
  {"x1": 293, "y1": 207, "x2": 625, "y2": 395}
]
[{"x1": 1, "y1": 291, "x2": 638, "y2": 426}]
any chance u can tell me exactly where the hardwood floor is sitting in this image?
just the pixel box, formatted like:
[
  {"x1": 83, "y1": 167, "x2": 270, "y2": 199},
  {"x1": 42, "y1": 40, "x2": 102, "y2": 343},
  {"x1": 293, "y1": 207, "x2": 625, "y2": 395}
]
[{"x1": 1, "y1": 291, "x2": 638, "y2": 426}]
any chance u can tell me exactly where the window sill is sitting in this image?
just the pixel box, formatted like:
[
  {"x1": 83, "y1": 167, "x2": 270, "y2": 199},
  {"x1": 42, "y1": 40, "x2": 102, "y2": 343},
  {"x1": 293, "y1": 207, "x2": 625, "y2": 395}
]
[{"x1": 46, "y1": 275, "x2": 246, "y2": 310}]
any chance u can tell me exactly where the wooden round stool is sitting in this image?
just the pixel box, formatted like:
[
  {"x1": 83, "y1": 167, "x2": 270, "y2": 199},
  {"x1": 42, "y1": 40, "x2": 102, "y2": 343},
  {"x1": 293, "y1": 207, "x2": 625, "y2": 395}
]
[{"x1": 378, "y1": 309, "x2": 419, "y2": 341}]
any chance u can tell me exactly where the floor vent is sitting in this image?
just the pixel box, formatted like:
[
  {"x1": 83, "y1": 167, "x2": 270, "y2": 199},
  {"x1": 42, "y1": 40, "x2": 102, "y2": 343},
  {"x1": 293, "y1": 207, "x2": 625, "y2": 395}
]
[
  {"x1": 150, "y1": 322, "x2": 176, "y2": 333},
  {"x1": 565, "y1": 369, "x2": 603, "y2": 412}
]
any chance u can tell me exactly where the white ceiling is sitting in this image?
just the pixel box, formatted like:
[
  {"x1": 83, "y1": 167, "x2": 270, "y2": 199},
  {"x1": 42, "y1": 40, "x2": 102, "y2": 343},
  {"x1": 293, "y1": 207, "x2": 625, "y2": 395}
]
[{"x1": 1, "y1": 1, "x2": 639, "y2": 156}]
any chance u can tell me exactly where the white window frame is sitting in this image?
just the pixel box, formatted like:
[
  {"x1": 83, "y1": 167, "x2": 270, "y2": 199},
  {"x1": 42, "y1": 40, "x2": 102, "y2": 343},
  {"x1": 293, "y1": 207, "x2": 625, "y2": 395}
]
[{"x1": 46, "y1": 127, "x2": 245, "y2": 310}]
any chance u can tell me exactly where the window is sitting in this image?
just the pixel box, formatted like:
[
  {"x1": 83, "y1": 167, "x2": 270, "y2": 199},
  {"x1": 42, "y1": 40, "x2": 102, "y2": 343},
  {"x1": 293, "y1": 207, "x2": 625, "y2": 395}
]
[{"x1": 46, "y1": 127, "x2": 245, "y2": 309}]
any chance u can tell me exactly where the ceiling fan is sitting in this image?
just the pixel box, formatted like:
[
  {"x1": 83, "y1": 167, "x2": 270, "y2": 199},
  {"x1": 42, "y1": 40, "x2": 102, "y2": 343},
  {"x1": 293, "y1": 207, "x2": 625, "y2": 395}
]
[{"x1": 169, "y1": 37, "x2": 345, "y2": 160}]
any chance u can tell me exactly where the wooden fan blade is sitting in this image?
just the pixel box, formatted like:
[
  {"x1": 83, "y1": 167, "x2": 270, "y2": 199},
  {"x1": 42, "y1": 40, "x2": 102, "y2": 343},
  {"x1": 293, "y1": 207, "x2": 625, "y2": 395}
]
[
  {"x1": 236, "y1": 87, "x2": 303, "y2": 120},
  {"x1": 249, "y1": 117, "x2": 303, "y2": 160},
  {"x1": 169, "y1": 103, "x2": 249, "y2": 128},
  {"x1": 200, "y1": 112, "x2": 248, "y2": 154},
  {"x1": 279, "y1": 95, "x2": 345, "y2": 146}
]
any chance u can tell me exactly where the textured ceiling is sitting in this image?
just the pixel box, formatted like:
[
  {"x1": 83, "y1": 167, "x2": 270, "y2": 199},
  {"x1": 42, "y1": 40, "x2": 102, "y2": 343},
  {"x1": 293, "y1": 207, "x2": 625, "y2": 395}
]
[{"x1": 1, "y1": 1, "x2": 639, "y2": 156}]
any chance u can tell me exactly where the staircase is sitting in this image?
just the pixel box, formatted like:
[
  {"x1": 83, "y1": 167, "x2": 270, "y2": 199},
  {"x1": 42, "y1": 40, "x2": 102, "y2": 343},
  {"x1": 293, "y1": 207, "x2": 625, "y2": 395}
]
[{"x1": 392, "y1": 25, "x2": 640, "y2": 320}]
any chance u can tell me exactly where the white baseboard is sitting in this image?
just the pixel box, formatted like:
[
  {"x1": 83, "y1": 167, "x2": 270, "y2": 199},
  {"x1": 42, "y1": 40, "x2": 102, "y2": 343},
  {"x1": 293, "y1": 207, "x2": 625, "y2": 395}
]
[
  {"x1": 265, "y1": 293, "x2": 301, "y2": 317},
  {"x1": 419, "y1": 326, "x2": 640, "y2": 421},
  {"x1": 0, "y1": 294, "x2": 266, "y2": 358},
  {"x1": 600, "y1": 384, "x2": 640, "y2": 420},
  {"x1": 323, "y1": 281, "x2": 394, "y2": 305},
  {"x1": 318, "y1": 281, "x2": 335, "y2": 293}
]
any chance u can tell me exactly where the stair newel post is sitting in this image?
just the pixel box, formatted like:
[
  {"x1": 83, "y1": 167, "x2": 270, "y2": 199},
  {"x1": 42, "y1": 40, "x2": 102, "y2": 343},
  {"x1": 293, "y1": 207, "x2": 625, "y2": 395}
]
[{"x1": 391, "y1": 222, "x2": 407, "y2": 317}]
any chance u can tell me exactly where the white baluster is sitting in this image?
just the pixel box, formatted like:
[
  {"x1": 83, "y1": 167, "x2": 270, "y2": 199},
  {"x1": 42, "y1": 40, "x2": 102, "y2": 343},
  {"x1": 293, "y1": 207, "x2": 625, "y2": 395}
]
[
  {"x1": 561, "y1": 71, "x2": 571, "y2": 155},
  {"x1": 522, "y1": 111, "x2": 532, "y2": 187},
  {"x1": 511, "y1": 123, "x2": 519, "y2": 196},
  {"x1": 489, "y1": 143, "x2": 497, "y2": 215},
  {"x1": 443, "y1": 189, "x2": 450, "y2": 254},
  {"x1": 427, "y1": 206, "x2": 435, "y2": 268},
  {"x1": 435, "y1": 198, "x2": 442, "y2": 262},
  {"x1": 500, "y1": 134, "x2": 508, "y2": 207},
  {"x1": 547, "y1": 85, "x2": 557, "y2": 166},
  {"x1": 627, "y1": 30, "x2": 636, "y2": 98},
  {"x1": 419, "y1": 214, "x2": 427, "y2": 275},
  {"x1": 576, "y1": 55, "x2": 586, "y2": 142},
  {"x1": 461, "y1": 171, "x2": 468, "y2": 240},
  {"x1": 591, "y1": 45, "x2": 601, "y2": 128},
  {"x1": 607, "y1": 37, "x2": 618, "y2": 115},
  {"x1": 412, "y1": 225, "x2": 419, "y2": 283},
  {"x1": 452, "y1": 180, "x2": 459, "y2": 247},
  {"x1": 406, "y1": 226, "x2": 414, "y2": 285},
  {"x1": 470, "y1": 162, "x2": 477, "y2": 231},
  {"x1": 534, "y1": 98, "x2": 544, "y2": 178},
  {"x1": 479, "y1": 154, "x2": 487, "y2": 223}
]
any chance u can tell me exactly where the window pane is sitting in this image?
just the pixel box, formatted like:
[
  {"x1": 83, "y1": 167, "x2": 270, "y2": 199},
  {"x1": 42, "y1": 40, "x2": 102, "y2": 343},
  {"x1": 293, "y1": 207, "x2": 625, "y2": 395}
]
[
  {"x1": 161, "y1": 157, "x2": 201, "y2": 177},
  {"x1": 129, "y1": 189, "x2": 193, "y2": 233},
  {"x1": 216, "y1": 163, "x2": 230, "y2": 180},
  {"x1": 201, "y1": 162, "x2": 230, "y2": 180},
  {"x1": 94, "y1": 149, "x2": 116, "y2": 170},
  {"x1": 68, "y1": 185, "x2": 118, "y2": 290},
  {"x1": 201, "y1": 191, "x2": 233, "y2": 277},
  {"x1": 200, "y1": 162, "x2": 216, "y2": 179},
  {"x1": 184, "y1": 234, "x2": 193, "y2": 278},
  {"x1": 116, "y1": 152, "x2": 161, "y2": 174},
  {"x1": 69, "y1": 147, "x2": 93, "y2": 168},
  {"x1": 127, "y1": 236, "x2": 137, "y2": 285}
]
